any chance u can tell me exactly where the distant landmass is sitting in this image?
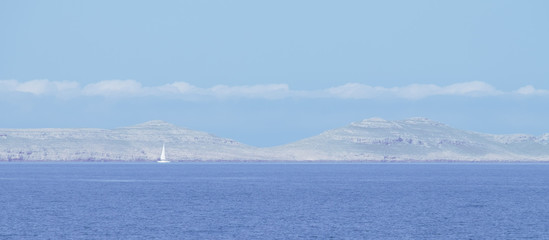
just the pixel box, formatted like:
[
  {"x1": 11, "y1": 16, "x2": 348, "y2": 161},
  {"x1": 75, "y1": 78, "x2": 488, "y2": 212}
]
[{"x1": 1, "y1": 118, "x2": 549, "y2": 162}]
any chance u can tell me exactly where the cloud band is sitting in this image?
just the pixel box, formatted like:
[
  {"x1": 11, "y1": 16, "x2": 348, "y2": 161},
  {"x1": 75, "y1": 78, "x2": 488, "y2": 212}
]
[{"x1": 0, "y1": 79, "x2": 546, "y2": 100}]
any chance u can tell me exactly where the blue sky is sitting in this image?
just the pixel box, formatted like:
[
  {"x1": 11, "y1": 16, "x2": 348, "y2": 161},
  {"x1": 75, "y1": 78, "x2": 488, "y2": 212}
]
[{"x1": 1, "y1": 0, "x2": 549, "y2": 146}]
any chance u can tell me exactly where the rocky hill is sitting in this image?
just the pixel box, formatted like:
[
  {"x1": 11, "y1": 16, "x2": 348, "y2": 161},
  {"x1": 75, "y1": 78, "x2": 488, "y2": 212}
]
[
  {"x1": 0, "y1": 120, "x2": 268, "y2": 161},
  {"x1": 271, "y1": 118, "x2": 549, "y2": 161}
]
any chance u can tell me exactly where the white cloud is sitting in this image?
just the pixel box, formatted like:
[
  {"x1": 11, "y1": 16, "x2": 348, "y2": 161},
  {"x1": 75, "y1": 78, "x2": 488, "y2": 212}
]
[
  {"x1": 161, "y1": 82, "x2": 199, "y2": 94},
  {"x1": 325, "y1": 81, "x2": 502, "y2": 99},
  {"x1": 0, "y1": 80, "x2": 18, "y2": 91},
  {"x1": 0, "y1": 79, "x2": 79, "y2": 96},
  {"x1": 82, "y1": 80, "x2": 144, "y2": 96},
  {"x1": 516, "y1": 85, "x2": 549, "y2": 95},
  {"x1": 15, "y1": 79, "x2": 51, "y2": 95},
  {"x1": 440, "y1": 81, "x2": 500, "y2": 95},
  {"x1": 326, "y1": 83, "x2": 384, "y2": 99},
  {"x1": 393, "y1": 84, "x2": 442, "y2": 99},
  {"x1": 1, "y1": 79, "x2": 547, "y2": 100}
]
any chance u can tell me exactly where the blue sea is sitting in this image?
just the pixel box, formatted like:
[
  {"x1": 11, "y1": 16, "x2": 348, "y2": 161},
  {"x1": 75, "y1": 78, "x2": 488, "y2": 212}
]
[{"x1": 1, "y1": 163, "x2": 548, "y2": 239}]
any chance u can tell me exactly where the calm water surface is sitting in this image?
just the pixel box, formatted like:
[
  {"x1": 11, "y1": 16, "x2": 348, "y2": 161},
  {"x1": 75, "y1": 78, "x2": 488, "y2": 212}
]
[{"x1": 0, "y1": 163, "x2": 548, "y2": 239}]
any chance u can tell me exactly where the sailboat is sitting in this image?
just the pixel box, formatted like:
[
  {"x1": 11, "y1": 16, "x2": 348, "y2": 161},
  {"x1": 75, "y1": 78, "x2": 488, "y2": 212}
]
[{"x1": 157, "y1": 144, "x2": 170, "y2": 163}]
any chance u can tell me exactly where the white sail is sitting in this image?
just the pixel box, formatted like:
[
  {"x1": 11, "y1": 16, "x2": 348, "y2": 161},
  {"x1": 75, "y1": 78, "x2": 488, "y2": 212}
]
[
  {"x1": 157, "y1": 144, "x2": 169, "y2": 163},
  {"x1": 160, "y1": 144, "x2": 166, "y2": 160}
]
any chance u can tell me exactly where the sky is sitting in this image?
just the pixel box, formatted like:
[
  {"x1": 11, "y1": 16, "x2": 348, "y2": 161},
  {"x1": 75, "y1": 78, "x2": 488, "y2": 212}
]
[{"x1": 1, "y1": 0, "x2": 549, "y2": 146}]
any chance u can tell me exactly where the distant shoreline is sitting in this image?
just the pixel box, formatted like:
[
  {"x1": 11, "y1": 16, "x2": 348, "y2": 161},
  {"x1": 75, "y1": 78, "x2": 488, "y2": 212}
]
[
  {"x1": 2, "y1": 118, "x2": 549, "y2": 162},
  {"x1": 2, "y1": 160, "x2": 548, "y2": 163}
]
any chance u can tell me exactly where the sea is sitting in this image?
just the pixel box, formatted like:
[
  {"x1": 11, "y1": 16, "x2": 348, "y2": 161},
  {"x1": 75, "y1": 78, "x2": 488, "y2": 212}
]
[{"x1": 1, "y1": 162, "x2": 548, "y2": 239}]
